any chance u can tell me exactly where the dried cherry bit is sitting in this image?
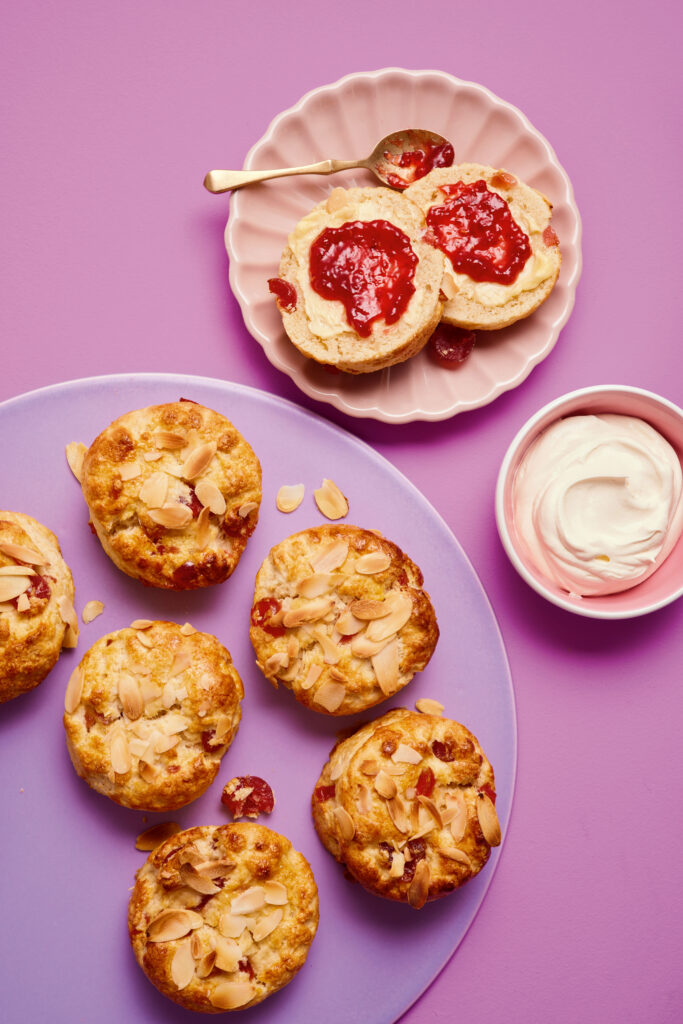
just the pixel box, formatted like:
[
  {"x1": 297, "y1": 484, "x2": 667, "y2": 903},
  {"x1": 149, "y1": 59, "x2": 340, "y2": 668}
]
[
  {"x1": 401, "y1": 839, "x2": 427, "y2": 882},
  {"x1": 238, "y1": 958, "x2": 255, "y2": 980},
  {"x1": 429, "y1": 324, "x2": 476, "y2": 369},
  {"x1": 250, "y1": 598, "x2": 286, "y2": 638},
  {"x1": 221, "y1": 776, "x2": 275, "y2": 819},
  {"x1": 431, "y1": 739, "x2": 455, "y2": 762},
  {"x1": 268, "y1": 278, "x2": 297, "y2": 312},
  {"x1": 201, "y1": 730, "x2": 217, "y2": 752},
  {"x1": 416, "y1": 767, "x2": 435, "y2": 798},
  {"x1": 314, "y1": 784, "x2": 336, "y2": 803},
  {"x1": 378, "y1": 841, "x2": 394, "y2": 866},
  {"x1": 479, "y1": 783, "x2": 497, "y2": 804}
]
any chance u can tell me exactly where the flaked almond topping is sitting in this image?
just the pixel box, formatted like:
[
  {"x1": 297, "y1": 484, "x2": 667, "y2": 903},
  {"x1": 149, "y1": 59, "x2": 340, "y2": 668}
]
[
  {"x1": 147, "y1": 908, "x2": 203, "y2": 941},
  {"x1": 386, "y1": 795, "x2": 410, "y2": 835},
  {"x1": 415, "y1": 698, "x2": 444, "y2": 716},
  {"x1": 276, "y1": 483, "x2": 305, "y2": 513},
  {"x1": 251, "y1": 907, "x2": 284, "y2": 942},
  {"x1": 354, "y1": 550, "x2": 391, "y2": 574},
  {"x1": 136, "y1": 628, "x2": 154, "y2": 648},
  {"x1": 238, "y1": 501, "x2": 258, "y2": 518},
  {"x1": 350, "y1": 635, "x2": 389, "y2": 659},
  {"x1": 131, "y1": 619, "x2": 154, "y2": 630},
  {"x1": 374, "y1": 770, "x2": 397, "y2": 800},
  {"x1": 230, "y1": 886, "x2": 266, "y2": 915},
  {"x1": 212, "y1": 714, "x2": 232, "y2": 745},
  {"x1": 148, "y1": 504, "x2": 193, "y2": 529},
  {"x1": 119, "y1": 674, "x2": 143, "y2": 720},
  {"x1": 195, "y1": 951, "x2": 217, "y2": 979},
  {"x1": 142, "y1": 450, "x2": 163, "y2": 462},
  {"x1": 417, "y1": 795, "x2": 443, "y2": 828},
  {"x1": 139, "y1": 471, "x2": 168, "y2": 509},
  {"x1": 219, "y1": 913, "x2": 249, "y2": 939},
  {"x1": 389, "y1": 849, "x2": 406, "y2": 878},
  {"x1": 171, "y1": 939, "x2": 195, "y2": 990},
  {"x1": 139, "y1": 762, "x2": 157, "y2": 783},
  {"x1": 238, "y1": 929, "x2": 255, "y2": 956},
  {"x1": 334, "y1": 608, "x2": 364, "y2": 636},
  {"x1": 358, "y1": 784, "x2": 373, "y2": 816},
  {"x1": 440, "y1": 845, "x2": 472, "y2": 867},
  {"x1": 195, "y1": 478, "x2": 226, "y2": 515},
  {"x1": 408, "y1": 859, "x2": 431, "y2": 909},
  {"x1": 360, "y1": 758, "x2": 379, "y2": 776},
  {"x1": 135, "y1": 821, "x2": 181, "y2": 851},
  {"x1": 310, "y1": 538, "x2": 348, "y2": 573},
  {"x1": 282, "y1": 596, "x2": 335, "y2": 628},
  {"x1": 154, "y1": 429, "x2": 187, "y2": 449},
  {"x1": 447, "y1": 792, "x2": 468, "y2": 842},
  {"x1": 180, "y1": 622, "x2": 197, "y2": 635},
  {"x1": 64, "y1": 666, "x2": 83, "y2": 713},
  {"x1": 119, "y1": 461, "x2": 142, "y2": 481},
  {"x1": 405, "y1": 787, "x2": 417, "y2": 800},
  {"x1": 371, "y1": 638, "x2": 400, "y2": 696},
  {"x1": 313, "y1": 629, "x2": 342, "y2": 666},
  {"x1": 214, "y1": 935, "x2": 241, "y2": 973},
  {"x1": 349, "y1": 599, "x2": 390, "y2": 620},
  {"x1": 65, "y1": 441, "x2": 87, "y2": 483},
  {"x1": 264, "y1": 651, "x2": 289, "y2": 677},
  {"x1": 301, "y1": 663, "x2": 323, "y2": 691},
  {"x1": 181, "y1": 441, "x2": 216, "y2": 480},
  {"x1": 328, "y1": 667, "x2": 346, "y2": 683},
  {"x1": 314, "y1": 478, "x2": 349, "y2": 520},
  {"x1": 190, "y1": 932, "x2": 203, "y2": 959},
  {"x1": 210, "y1": 982, "x2": 256, "y2": 1011},
  {"x1": 193, "y1": 859, "x2": 235, "y2": 880},
  {"x1": 0, "y1": 541, "x2": 45, "y2": 565},
  {"x1": 0, "y1": 565, "x2": 36, "y2": 576},
  {"x1": 313, "y1": 679, "x2": 346, "y2": 712},
  {"x1": 391, "y1": 742, "x2": 422, "y2": 765},
  {"x1": 180, "y1": 863, "x2": 220, "y2": 895},
  {"x1": 0, "y1": 576, "x2": 31, "y2": 603},
  {"x1": 82, "y1": 600, "x2": 104, "y2": 624},
  {"x1": 16, "y1": 593, "x2": 30, "y2": 612},
  {"x1": 263, "y1": 880, "x2": 288, "y2": 905},
  {"x1": 287, "y1": 635, "x2": 299, "y2": 659},
  {"x1": 476, "y1": 793, "x2": 501, "y2": 846},
  {"x1": 296, "y1": 573, "x2": 342, "y2": 599},
  {"x1": 440, "y1": 273, "x2": 458, "y2": 300},
  {"x1": 57, "y1": 595, "x2": 78, "y2": 632},
  {"x1": 365, "y1": 592, "x2": 412, "y2": 642},
  {"x1": 110, "y1": 731, "x2": 131, "y2": 774},
  {"x1": 64, "y1": 624, "x2": 79, "y2": 648},
  {"x1": 326, "y1": 187, "x2": 348, "y2": 213},
  {"x1": 333, "y1": 804, "x2": 355, "y2": 842},
  {"x1": 197, "y1": 505, "x2": 211, "y2": 545},
  {"x1": 170, "y1": 649, "x2": 192, "y2": 676}
]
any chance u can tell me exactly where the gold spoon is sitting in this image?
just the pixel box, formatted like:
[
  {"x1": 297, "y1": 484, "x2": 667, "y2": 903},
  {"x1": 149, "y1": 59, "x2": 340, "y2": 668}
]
[{"x1": 203, "y1": 129, "x2": 454, "y2": 193}]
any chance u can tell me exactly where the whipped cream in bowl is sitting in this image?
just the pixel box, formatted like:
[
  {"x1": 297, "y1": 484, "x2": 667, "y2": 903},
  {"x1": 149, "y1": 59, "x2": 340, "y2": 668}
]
[{"x1": 496, "y1": 387, "x2": 683, "y2": 618}]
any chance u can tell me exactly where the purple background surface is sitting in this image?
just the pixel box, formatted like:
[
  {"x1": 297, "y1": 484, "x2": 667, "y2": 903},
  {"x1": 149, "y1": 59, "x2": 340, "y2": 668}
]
[{"x1": 1, "y1": 3, "x2": 681, "y2": 1023}]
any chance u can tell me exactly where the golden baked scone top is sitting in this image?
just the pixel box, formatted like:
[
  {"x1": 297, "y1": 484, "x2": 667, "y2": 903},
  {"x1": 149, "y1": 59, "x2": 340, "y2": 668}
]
[
  {"x1": 250, "y1": 525, "x2": 439, "y2": 715},
  {"x1": 63, "y1": 621, "x2": 243, "y2": 811},
  {"x1": 129, "y1": 823, "x2": 319, "y2": 1013},
  {"x1": 81, "y1": 401, "x2": 261, "y2": 588},
  {"x1": 312, "y1": 708, "x2": 500, "y2": 908}
]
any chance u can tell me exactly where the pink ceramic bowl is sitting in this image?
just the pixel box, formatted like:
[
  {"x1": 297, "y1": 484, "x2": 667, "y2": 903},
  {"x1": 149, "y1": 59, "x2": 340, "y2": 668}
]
[{"x1": 496, "y1": 385, "x2": 683, "y2": 618}]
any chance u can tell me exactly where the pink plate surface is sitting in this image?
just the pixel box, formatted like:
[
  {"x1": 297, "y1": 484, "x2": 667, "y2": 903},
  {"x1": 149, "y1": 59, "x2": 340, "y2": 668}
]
[
  {"x1": 0, "y1": 374, "x2": 515, "y2": 1024},
  {"x1": 226, "y1": 68, "x2": 582, "y2": 423}
]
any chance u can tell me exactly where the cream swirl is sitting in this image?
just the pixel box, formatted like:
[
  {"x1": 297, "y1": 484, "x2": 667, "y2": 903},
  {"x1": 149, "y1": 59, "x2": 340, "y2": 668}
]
[{"x1": 513, "y1": 414, "x2": 683, "y2": 596}]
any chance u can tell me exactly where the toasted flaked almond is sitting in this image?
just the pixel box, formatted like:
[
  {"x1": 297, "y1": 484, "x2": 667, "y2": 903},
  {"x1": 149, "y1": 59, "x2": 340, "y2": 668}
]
[
  {"x1": 264, "y1": 651, "x2": 289, "y2": 677},
  {"x1": 110, "y1": 731, "x2": 131, "y2": 774},
  {"x1": 301, "y1": 663, "x2": 323, "y2": 691},
  {"x1": 328, "y1": 667, "x2": 346, "y2": 683},
  {"x1": 180, "y1": 863, "x2": 220, "y2": 895},
  {"x1": 181, "y1": 441, "x2": 216, "y2": 480},
  {"x1": 371, "y1": 638, "x2": 400, "y2": 696},
  {"x1": 219, "y1": 913, "x2": 249, "y2": 939},
  {"x1": 349, "y1": 598, "x2": 390, "y2": 620},
  {"x1": 16, "y1": 593, "x2": 30, "y2": 612},
  {"x1": 333, "y1": 804, "x2": 355, "y2": 842},
  {"x1": 440, "y1": 845, "x2": 472, "y2": 867},
  {"x1": 385, "y1": 764, "x2": 408, "y2": 776},
  {"x1": 131, "y1": 619, "x2": 153, "y2": 630},
  {"x1": 81, "y1": 599, "x2": 104, "y2": 624},
  {"x1": 63, "y1": 624, "x2": 78, "y2": 649},
  {"x1": 195, "y1": 951, "x2": 216, "y2": 979},
  {"x1": 390, "y1": 743, "x2": 421, "y2": 765},
  {"x1": 389, "y1": 849, "x2": 406, "y2": 878},
  {"x1": 119, "y1": 461, "x2": 142, "y2": 481},
  {"x1": 238, "y1": 501, "x2": 258, "y2": 518},
  {"x1": 282, "y1": 596, "x2": 334, "y2": 627},
  {"x1": 375, "y1": 770, "x2": 397, "y2": 800},
  {"x1": 0, "y1": 575, "x2": 31, "y2": 602},
  {"x1": 0, "y1": 565, "x2": 35, "y2": 576},
  {"x1": 180, "y1": 622, "x2": 196, "y2": 636},
  {"x1": 142, "y1": 450, "x2": 163, "y2": 462},
  {"x1": 312, "y1": 679, "x2": 346, "y2": 712},
  {"x1": 230, "y1": 886, "x2": 265, "y2": 915},
  {"x1": 136, "y1": 628, "x2": 153, "y2": 648},
  {"x1": 313, "y1": 629, "x2": 341, "y2": 665},
  {"x1": 57, "y1": 595, "x2": 78, "y2": 631},
  {"x1": 357, "y1": 784, "x2": 373, "y2": 816},
  {"x1": 334, "y1": 608, "x2": 364, "y2": 636},
  {"x1": 251, "y1": 907, "x2": 284, "y2": 942},
  {"x1": 446, "y1": 791, "x2": 467, "y2": 842},
  {"x1": 386, "y1": 795, "x2": 410, "y2": 835},
  {"x1": 214, "y1": 935, "x2": 241, "y2": 973},
  {"x1": 477, "y1": 793, "x2": 501, "y2": 846},
  {"x1": 417, "y1": 795, "x2": 443, "y2": 828},
  {"x1": 365, "y1": 591, "x2": 412, "y2": 642},
  {"x1": 64, "y1": 666, "x2": 83, "y2": 713},
  {"x1": 350, "y1": 634, "x2": 389, "y2": 659},
  {"x1": 118, "y1": 674, "x2": 143, "y2": 720},
  {"x1": 154, "y1": 429, "x2": 186, "y2": 449},
  {"x1": 139, "y1": 471, "x2": 168, "y2": 508},
  {"x1": 170, "y1": 649, "x2": 192, "y2": 677},
  {"x1": 190, "y1": 932, "x2": 203, "y2": 959},
  {"x1": 148, "y1": 503, "x2": 193, "y2": 529},
  {"x1": 310, "y1": 539, "x2": 349, "y2": 573},
  {"x1": 195, "y1": 478, "x2": 226, "y2": 515},
  {"x1": 170, "y1": 938, "x2": 195, "y2": 990},
  {"x1": 212, "y1": 714, "x2": 232, "y2": 745},
  {"x1": 0, "y1": 541, "x2": 45, "y2": 565},
  {"x1": 196, "y1": 505, "x2": 211, "y2": 546},
  {"x1": 210, "y1": 982, "x2": 256, "y2": 1011},
  {"x1": 408, "y1": 858, "x2": 431, "y2": 909},
  {"x1": 238, "y1": 929, "x2": 255, "y2": 956},
  {"x1": 276, "y1": 483, "x2": 305, "y2": 513},
  {"x1": 326, "y1": 187, "x2": 348, "y2": 213},
  {"x1": 415, "y1": 698, "x2": 444, "y2": 716},
  {"x1": 65, "y1": 441, "x2": 87, "y2": 483},
  {"x1": 287, "y1": 635, "x2": 299, "y2": 659},
  {"x1": 263, "y1": 880, "x2": 288, "y2": 905},
  {"x1": 354, "y1": 551, "x2": 391, "y2": 574},
  {"x1": 296, "y1": 573, "x2": 342, "y2": 599},
  {"x1": 147, "y1": 908, "x2": 203, "y2": 941},
  {"x1": 193, "y1": 859, "x2": 235, "y2": 880},
  {"x1": 139, "y1": 762, "x2": 157, "y2": 783},
  {"x1": 440, "y1": 272, "x2": 458, "y2": 299},
  {"x1": 135, "y1": 821, "x2": 181, "y2": 851},
  {"x1": 314, "y1": 478, "x2": 348, "y2": 520},
  {"x1": 360, "y1": 758, "x2": 379, "y2": 776}
]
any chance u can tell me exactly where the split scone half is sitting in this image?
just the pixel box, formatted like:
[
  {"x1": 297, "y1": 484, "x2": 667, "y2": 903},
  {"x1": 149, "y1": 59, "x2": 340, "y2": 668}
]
[
  {"x1": 312, "y1": 708, "x2": 501, "y2": 908},
  {"x1": 128, "y1": 823, "x2": 319, "y2": 1013},
  {"x1": 80, "y1": 400, "x2": 261, "y2": 589},
  {"x1": 406, "y1": 163, "x2": 561, "y2": 331},
  {"x1": 63, "y1": 621, "x2": 243, "y2": 810},
  {"x1": 270, "y1": 186, "x2": 444, "y2": 373},
  {"x1": 250, "y1": 525, "x2": 439, "y2": 716},
  {"x1": 0, "y1": 511, "x2": 78, "y2": 702}
]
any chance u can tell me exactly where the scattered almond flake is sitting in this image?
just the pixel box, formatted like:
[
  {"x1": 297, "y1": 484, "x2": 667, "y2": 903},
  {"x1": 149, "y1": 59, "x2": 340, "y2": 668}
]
[
  {"x1": 310, "y1": 538, "x2": 348, "y2": 573},
  {"x1": 263, "y1": 881, "x2": 288, "y2": 906},
  {"x1": 219, "y1": 913, "x2": 249, "y2": 939},
  {"x1": 374, "y1": 770, "x2": 398, "y2": 800},
  {"x1": 63, "y1": 624, "x2": 79, "y2": 648},
  {"x1": 314, "y1": 478, "x2": 349, "y2": 520},
  {"x1": 139, "y1": 762, "x2": 157, "y2": 783},
  {"x1": 180, "y1": 863, "x2": 220, "y2": 895},
  {"x1": 181, "y1": 441, "x2": 216, "y2": 480},
  {"x1": 212, "y1": 714, "x2": 232, "y2": 745},
  {"x1": 477, "y1": 793, "x2": 501, "y2": 846},
  {"x1": 408, "y1": 859, "x2": 431, "y2": 909},
  {"x1": 64, "y1": 666, "x2": 83, "y2": 714},
  {"x1": 312, "y1": 679, "x2": 346, "y2": 713},
  {"x1": 16, "y1": 593, "x2": 30, "y2": 612},
  {"x1": 301, "y1": 663, "x2": 323, "y2": 691},
  {"x1": 195, "y1": 478, "x2": 226, "y2": 515},
  {"x1": 164, "y1": 463, "x2": 183, "y2": 478},
  {"x1": 385, "y1": 764, "x2": 409, "y2": 776},
  {"x1": 328, "y1": 667, "x2": 346, "y2": 683},
  {"x1": 142, "y1": 450, "x2": 163, "y2": 462},
  {"x1": 148, "y1": 504, "x2": 193, "y2": 529},
  {"x1": 147, "y1": 908, "x2": 203, "y2": 942},
  {"x1": 312, "y1": 629, "x2": 342, "y2": 666},
  {"x1": 130, "y1": 619, "x2": 154, "y2": 630},
  {"x1": 440, "y1": 273, "x2": 458, "y2": 300},
  {"x1": 405, "y1": 787, "x2": 417, "y2": 800},
  {"x1": 155, "y1": 734, "x2": 180, "y2": 754},
  {"x1": 135, "y1": 820, "x2": 181, "y2": 852},
  {"x1": 350, "y1": 634, "x2": 389, "y2": 659},
  {"x1": 264, "y1": 651, "x2": 289, "y2": 677},
  {"x1": 415, "y1": 698, "x2": 444, "y2": 716},
  {"x1": 391, "y1": 743, "x2": 422, "y2": 765},
  {"x1": 136, "y1": 629, "x2": 154, "y2": 648},
  {"x1": 296, "y1": 572, "x2": 342, "y2": 599},
  {"x1": 170, "y1": 938, "x2": 195, "y2": 990},
  {"x1": 82, "y1": 600, "x2": 104, "y2": 624},
  {"x1": 389, "y1": 850, "x2": 406, "y2": 878},
  {"x1": 282, "y1": 596, "x2": 335, "y2": 628},
  {"x1": 251, "y1": 907, "x2": 284, "y2": 943},
  {"x1": 238, "y1": 501, "x2": 258, "y2": 518},
  {"x1": 334, "y1": 607, "x2": 364, "y2": 636},
  {"x1": 0, "y1": 565, "x2": 36, "y2": 576},
  {"x1": 119, "y1": 461, "x2": 142, "y2": 481},
  {"x1": 386, "y1": 795, "x2": 410, "y2": 835},
  {"x1": 418, "y1": 795, "x2": 443, "y2": 828},
  {"x1": 230, "y1": 886, "x2": 265, "y2": 915},
  {"x1": 193, "y1": 859, "x2": 235, "y2": 880},
  {"x1": 196, "y1": 505, "x2": 211, "y2": 546},
  {"x1": 119, "y1": 673, "x2": 143, "y2": 720},
  {"x1": 357, "y1": 784, "x2": 373, "y2": 816},
  {"x1": 447, "y1": 792, "x2": 467, "y2": 842},
  {"x1": 154, "y1": 429, "x2": 187, "y2": 450},
  {"x1": 0, "y1": 541, "x2": 46, "y2": 565},
  {"x1": 365, "y1": 592, "x2": 412, "y2": 642},
  {"x1": 333, "y1": 804, "x2": 355, "y2": 842},
  {"x1": 65, "y1": 441, "x2": 87, "y2": 483},
  {"x1": 238, "y1": 929, "x2": 255, "y2": 956},
  {"x1": 359, "y1": 759, "x2": 379, "y2": 776},
  {"x1": 276, "y1": 483, "x2": 305, "y2": 513},
  {"x1": 57, "y1": 595, "x2": 78, "y2": 631},
  {"x1": 371, "y1": 638, "x2": 400, "y2": 696},
  {"x1": 287, "y1": 635, "x2": 299, "y2": 659},
  {"x1": 349, "y1": 598, "x2": 390, "y2": 620},
  {"x1": 110, "y1": 730, "x2": 131, "y2": 774},
  {"x1": 158, "y1": 712, "x2": 189, "y2": 736},
  {"x1": 440, "y1": 845, "x2": 472, "y2": 867},
  {"x1": 0, "y1": 576, "x2": 31, "y2": 603},
  {"x1": 354, "y1": 550, "x2": 391, "y2": 574},
  {"x1": 210, "y1": 981, "x2": 256, "y2": 1011},
  {"x1": 195, "y1": 951, "x2": 217, "y2": 978},
  {"x1": 170, "y1": 649, "x2": 192, "y2": 676},
  {"x1": 139, "y1": 471, "x2": 168, "y2": 509}
]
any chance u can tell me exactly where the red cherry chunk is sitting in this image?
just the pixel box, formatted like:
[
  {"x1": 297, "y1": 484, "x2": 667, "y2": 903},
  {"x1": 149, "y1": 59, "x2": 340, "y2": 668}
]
[
  {"x1": 416, "y1": 767, "x2": 435, "y2": 798},
  {"x1": 250, "y1": 598, "x2": 286, "y2": 637},
  {"x1": 221, "y1": 775, "x2": 275, "y2": 819},
  {"x1": 429, "y1": 324, "x2": 476, "y2": 368},
  {"x1": 314, "y1": 784, "x2": 336, "y2": 803}
]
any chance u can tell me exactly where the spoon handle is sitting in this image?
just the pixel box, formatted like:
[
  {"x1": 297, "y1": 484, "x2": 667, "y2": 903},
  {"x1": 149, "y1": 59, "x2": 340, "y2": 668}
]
[{"x1": 203, "y1": 159, "x2": 363, "y2": 193}]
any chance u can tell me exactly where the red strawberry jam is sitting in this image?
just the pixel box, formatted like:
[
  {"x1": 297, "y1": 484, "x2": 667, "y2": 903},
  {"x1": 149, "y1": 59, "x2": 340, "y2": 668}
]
[
  {"x1": 426, "y1": 180, "x2": 531, "y2": 284},
  {"x1": 309, "y1": 220, "x2": 418, "y2": 337},
  {"x1": 383, "y1": 139, "x2": 455, "y2": 190},
  {"x1": 268, "y1": 278, "x2": 297, "y2": 311}
]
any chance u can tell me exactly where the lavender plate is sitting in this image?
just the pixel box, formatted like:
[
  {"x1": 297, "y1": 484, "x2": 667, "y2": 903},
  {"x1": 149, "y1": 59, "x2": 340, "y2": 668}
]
[{"x1": 0, "y1": 374, "x2": 515, "y2": 1024}]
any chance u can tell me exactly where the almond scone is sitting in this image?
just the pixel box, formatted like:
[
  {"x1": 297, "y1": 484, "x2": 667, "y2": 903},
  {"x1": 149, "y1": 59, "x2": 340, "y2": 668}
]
[
  {"x1": 312, "y1": 708, "x2": 501, "y2": 908},
  {"x1": 63, "y1": 622, "x2": 243, "y2": 810},
  {"x1": 0, "y1": 511, "x2": 78, "y2": 702},
  {"x1": 249, "y1": 525, "x2": 439, "y2": 716},
  {"x1": 128, "y1": 823, "x2": 319, "y2": 1013},
  {"x1": 80, "y1": 400, "x2": 261, "y2": 588}
]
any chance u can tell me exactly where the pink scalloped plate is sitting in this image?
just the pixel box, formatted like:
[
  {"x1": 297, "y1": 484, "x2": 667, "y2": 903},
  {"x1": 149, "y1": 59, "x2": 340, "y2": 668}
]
[{"x1": 226, "y1": 68, "x2": 582, "y2": 423}]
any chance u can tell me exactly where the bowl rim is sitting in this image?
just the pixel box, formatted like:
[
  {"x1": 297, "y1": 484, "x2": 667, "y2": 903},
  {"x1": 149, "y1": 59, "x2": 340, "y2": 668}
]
[{"x1": 495, "y1": 384, "x2": 683, "y2": 619}]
